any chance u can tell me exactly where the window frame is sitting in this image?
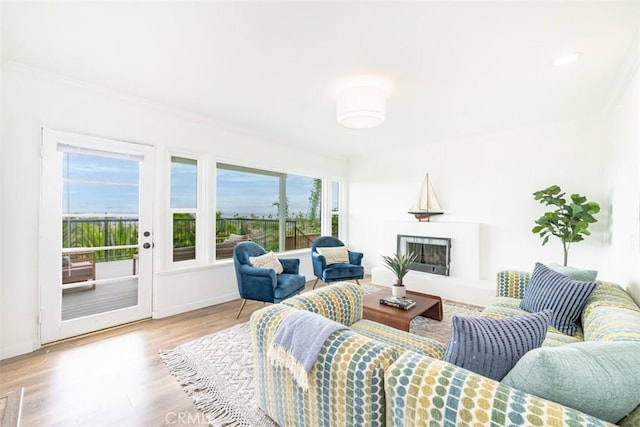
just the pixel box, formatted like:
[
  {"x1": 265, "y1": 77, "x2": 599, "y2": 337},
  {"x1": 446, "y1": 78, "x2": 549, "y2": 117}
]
[
  {"x1": 168, "y1": 152, "x2": 205, "y2": 268},
  {"x1": 215, "y1": 162, "x2": 323, "y2": 259}
]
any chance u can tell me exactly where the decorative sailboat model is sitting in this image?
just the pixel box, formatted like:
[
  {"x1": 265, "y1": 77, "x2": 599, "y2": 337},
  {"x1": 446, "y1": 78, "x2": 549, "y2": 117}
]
[{"x1": 408, "y1": 174, "x2": 444, "y2": 222}]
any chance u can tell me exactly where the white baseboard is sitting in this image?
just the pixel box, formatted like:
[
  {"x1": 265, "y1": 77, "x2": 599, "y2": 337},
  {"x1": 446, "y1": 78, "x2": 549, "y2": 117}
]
[
  {"x1": 1, "y1": 338, "x2": 41, "y2": 361},
  {"x1": 152, "y1": 293, "x2": 238, "y2": 319}
]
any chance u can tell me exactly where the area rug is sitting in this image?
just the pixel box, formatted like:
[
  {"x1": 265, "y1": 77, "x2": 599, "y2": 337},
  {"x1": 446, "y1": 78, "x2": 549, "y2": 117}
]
[{"x1": 160, "y1": 297, "x2": 483, "y2": 427}]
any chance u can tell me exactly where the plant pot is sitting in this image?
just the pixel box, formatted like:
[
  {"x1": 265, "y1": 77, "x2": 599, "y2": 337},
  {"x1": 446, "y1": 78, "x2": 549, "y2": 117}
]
[{"x1": 392, "y1": 285, "x2": 406, "y2": 298}]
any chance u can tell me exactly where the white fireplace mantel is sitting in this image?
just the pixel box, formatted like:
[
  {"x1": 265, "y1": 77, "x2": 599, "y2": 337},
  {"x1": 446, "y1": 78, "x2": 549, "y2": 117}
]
[
  {"x1": 382, "y1": 220, "x2": 480, "y2": 280},
  {"x1": 371, "y1": 220, "x2": 494, "y2": 307}
]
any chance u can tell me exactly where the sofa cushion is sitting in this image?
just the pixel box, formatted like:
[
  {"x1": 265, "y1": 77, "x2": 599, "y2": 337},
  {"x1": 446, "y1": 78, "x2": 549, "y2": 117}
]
[
  {"x1": 502, "y1": 341, "x2": 640, "y2": 423},
  {"x1": 281, "y1": 282, "x2": 363, "y2": 326},
  {"x1": 520, "y1": 262, "x2": 596, "y2": 336},
  {"x1": 583, "y1": 281, "x2": 640, "y2": 320},
  {"x1": 249, "y1": 251, "x2": 284, "y2": 274},
  {"x1": 316, "y1": 246, "x2": 349, "y2": 265},
  {"x1": 480, "y1": 297, "x2": 583, "y2": 347},
  {"x1": 443, "y1": 310, "x2": 551, "y2": 381},
  {"x1": 351, "y1": 319, "x2": 446, "y2": 359},
  {"x1": 583, "y1": 305, "x2": 640, "y2": 342},
  {"x1": 547, "y1": 262, "x2": 597, "y2": 281}
]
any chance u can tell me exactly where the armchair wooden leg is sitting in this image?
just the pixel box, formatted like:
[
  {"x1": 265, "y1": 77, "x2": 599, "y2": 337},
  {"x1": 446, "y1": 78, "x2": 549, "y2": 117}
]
[
  {"x1": 312, "y1": 278, "x2": 320, "y2": 289},
  {"x1": 236, "y1": 299, "x2": 247, "y2": 319}
]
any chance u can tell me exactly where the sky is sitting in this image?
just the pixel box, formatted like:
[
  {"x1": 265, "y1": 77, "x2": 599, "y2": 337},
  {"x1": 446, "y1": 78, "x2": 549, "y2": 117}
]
[{"x1": 63, "y1": 153, "x2": 328, "y2": 217}]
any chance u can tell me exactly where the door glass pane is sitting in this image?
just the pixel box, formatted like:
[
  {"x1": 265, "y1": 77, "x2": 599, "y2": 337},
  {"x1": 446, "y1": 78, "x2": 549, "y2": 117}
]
[{"x1": 61, "y1": 151, "x2": 140, "y2": 321}]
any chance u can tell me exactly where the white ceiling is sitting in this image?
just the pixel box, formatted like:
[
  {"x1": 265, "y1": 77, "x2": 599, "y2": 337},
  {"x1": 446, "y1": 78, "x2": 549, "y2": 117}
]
[{"x1": 3, "y1": 1, "x2": 640, "y2": 157}]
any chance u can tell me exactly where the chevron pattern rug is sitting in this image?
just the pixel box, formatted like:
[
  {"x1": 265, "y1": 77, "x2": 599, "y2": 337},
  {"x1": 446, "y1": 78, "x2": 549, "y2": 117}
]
[{"x1": 160, "y1": 298, "x2": 482, "y2": 426}]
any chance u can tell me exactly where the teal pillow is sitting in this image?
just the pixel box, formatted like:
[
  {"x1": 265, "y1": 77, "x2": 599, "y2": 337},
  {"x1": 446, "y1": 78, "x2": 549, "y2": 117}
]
[
  {"x1": 547, "y1": 262, "x2": 597, "y2": 281},
  {"x1": 502, "y1": 341, "x2": 640, "y2": 423}
]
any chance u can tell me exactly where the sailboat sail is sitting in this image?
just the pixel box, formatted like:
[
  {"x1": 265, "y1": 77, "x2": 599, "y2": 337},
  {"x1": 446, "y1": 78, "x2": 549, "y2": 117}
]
[{"x1": 408, "y1": 174, "x2": 443, "y2": 221}]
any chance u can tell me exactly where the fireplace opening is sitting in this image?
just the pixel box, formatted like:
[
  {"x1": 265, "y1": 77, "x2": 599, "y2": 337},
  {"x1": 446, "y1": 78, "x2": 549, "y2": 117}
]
[{"x1": 397, "y1": 234, "x2": 451, "y2": 276}]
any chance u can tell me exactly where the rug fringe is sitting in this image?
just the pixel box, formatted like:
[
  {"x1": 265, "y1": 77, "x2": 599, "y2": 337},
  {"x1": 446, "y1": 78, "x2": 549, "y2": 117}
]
[{"x1": 160, "y1": 347, "x2": 274, "y2": 427}]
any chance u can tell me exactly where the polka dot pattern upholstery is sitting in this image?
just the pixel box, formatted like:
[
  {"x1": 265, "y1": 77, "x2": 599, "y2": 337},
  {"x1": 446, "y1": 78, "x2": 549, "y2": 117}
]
[
  {"x1": 251, "y1": 303, "x2": 397, "y2": 427},
  {"x1": 385, "y1": 352, "x2": 611, "y2": 427},
  {"x1": 281, "y1": 281, "x2": 363, "y2": 326}
]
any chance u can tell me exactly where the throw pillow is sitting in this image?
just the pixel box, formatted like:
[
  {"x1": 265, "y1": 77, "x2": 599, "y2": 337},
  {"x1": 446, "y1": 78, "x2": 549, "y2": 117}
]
[
  {"x1": 226, "y1": 233, "x2": 247, "y2": 242},
  {"x1": 443, "y1": 310, "x2": 551, "y2": 381},
  {"x1": 502, "y1": 341, "x2": 640, "y2": 423},
  {"x1": 520, "y1": 262, "x2": 597, "y2": 336},
  {"x1": 547, "y1": 262, "x2": 598, "y2": 282},
  {"x1": 249, "y1": 251, "x2": 284, "y2": 274},
  {"x1": 316, "y1": 246, "x2": 349, "y2": 265}
]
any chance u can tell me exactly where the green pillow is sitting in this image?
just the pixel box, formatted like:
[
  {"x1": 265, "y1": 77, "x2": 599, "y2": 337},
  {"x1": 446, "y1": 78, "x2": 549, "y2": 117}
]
[
  {"x1": 502, "y1": 341, "x2": 640, "y2": 423},
  {"x1": 548, "y1": 262, "x2": 597, "y2": 281}
]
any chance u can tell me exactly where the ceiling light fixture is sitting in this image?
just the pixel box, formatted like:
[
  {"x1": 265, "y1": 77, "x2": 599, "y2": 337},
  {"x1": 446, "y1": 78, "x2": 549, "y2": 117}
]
[
  {"x1": 337, "y1": 85, "x2": 386, "y2": 129},
  {"x1": 553, "y1": 52, "x2": 582, "y2": 66}
]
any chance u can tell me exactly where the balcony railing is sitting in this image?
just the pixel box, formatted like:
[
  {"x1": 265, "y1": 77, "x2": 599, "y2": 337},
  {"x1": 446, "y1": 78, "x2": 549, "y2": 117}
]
[
  {"x1": 62, "y1": 217, "x2": 139, "y2": 263},
  {"x1": 62, "y1": 216, "x2": 319, "y2": 263}
]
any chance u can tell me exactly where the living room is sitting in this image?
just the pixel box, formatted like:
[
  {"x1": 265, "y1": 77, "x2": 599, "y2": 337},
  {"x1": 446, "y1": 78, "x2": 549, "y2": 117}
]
[{"x1": 2, "y1": 0, "x2": 640, "y2": 410}]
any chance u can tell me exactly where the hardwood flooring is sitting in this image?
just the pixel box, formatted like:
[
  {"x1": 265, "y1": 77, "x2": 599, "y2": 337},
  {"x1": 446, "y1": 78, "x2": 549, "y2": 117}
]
[{"x1": 0, "y1": 279, "x2": 343, "y2": 426}]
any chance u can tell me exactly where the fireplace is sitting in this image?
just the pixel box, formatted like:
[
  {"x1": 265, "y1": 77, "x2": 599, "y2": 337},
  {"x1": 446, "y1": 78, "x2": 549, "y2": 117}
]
[{"x1": 397, "y1": 234, "x2": 451, "y2": 276}]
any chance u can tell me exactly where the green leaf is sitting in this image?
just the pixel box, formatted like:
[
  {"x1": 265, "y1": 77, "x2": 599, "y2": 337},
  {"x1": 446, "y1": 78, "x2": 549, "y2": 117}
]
[{"x1": 532, "y1": 185, "x2": 599, "y2": 258}]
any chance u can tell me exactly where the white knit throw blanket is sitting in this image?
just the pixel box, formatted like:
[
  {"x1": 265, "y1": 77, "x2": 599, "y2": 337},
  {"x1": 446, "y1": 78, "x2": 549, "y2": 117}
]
[{"x1": 267, "y1": 310, "x2": 347, "y2": 391}]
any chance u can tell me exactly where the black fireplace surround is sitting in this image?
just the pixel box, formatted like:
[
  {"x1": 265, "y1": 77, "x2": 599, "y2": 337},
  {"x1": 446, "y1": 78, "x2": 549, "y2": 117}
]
[{"x1": 397, "y1": 234, "x2": 451, "y2": 276}]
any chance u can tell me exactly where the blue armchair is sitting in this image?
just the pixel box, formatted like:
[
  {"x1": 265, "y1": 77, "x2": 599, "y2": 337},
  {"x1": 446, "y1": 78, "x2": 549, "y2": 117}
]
[
  {"x1": 311, "y1": 236, "x2": 364, "y2": 289},
  {"x1": 233, "y1": 241, "x2": 306, "y2": 318}
]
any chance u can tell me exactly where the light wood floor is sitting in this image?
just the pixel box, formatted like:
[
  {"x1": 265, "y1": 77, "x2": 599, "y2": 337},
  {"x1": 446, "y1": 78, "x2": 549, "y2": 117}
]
[{"x1": 0, "y1": 279, "x2": 342, "y2": 426}]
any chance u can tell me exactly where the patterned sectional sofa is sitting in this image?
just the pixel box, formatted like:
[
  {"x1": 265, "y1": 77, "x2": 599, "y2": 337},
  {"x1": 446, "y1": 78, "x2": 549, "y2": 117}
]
[{"x1": 250, "y1": 273, "x2": 640, "y2": 426}]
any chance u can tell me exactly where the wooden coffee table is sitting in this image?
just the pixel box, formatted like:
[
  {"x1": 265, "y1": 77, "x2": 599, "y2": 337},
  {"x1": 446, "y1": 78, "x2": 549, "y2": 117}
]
[{"x1": 362, "y1": 289, "x2": 443, "y2": 332}]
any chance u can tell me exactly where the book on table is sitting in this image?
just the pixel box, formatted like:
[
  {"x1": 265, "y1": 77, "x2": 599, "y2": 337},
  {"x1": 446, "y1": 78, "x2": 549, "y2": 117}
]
[{"x1": 379, "y1": 296, "x2": 416, "y2": 310}]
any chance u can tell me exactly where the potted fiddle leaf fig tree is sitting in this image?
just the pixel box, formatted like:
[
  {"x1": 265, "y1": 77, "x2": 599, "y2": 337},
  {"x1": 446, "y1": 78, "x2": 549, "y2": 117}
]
[
  {"x1": 532, "y1": 185, "x2": 600, "y2": 266},
  {"x1": 382, "y1": 251, "x2": 418, "y2": 298}
]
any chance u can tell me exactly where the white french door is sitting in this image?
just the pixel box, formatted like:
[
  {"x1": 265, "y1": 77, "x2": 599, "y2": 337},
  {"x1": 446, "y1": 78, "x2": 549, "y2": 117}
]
[{"x1": 40, "y1": 129, "x2": 154, "y2": 343}]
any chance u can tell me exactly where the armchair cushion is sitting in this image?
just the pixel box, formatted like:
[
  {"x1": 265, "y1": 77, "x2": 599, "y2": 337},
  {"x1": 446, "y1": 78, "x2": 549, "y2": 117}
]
[
  {"x1": 316, "y1": 246, "x2": 349, "y2": 265},
  {"x1": 275, "y1": 274, "x2": 307, "y2": 301},
  {"x1": 323, "y1": 264, "x2": 364, "y2": 282},
  {"x1": 249, "y1": 251, "x2": 283, "y2": 274}
]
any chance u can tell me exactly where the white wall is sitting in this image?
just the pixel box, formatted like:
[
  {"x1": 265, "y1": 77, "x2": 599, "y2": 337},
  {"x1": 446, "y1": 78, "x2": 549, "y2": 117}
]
[
  {"x1": 0, "y1": 1, "x2": 4, "y2": 359},
  {"x1": 603, "y1": 36, "x2": 640, "y2": 304},
  {"x1": 0, "y1": 64, "x2": 347, "y2": 359},
  {"x1": 349, "y1": 117, "x2": 608, "y2": 305}
]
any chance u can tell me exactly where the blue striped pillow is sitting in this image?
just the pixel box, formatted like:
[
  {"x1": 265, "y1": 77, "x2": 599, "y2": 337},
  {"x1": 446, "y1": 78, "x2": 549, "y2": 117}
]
[
  {"x1": 443, "y1": 310, "x2": 551, "y2": 381},
  {"x1": 520, "y1": 262, "x2": 597, "y2": 335}
]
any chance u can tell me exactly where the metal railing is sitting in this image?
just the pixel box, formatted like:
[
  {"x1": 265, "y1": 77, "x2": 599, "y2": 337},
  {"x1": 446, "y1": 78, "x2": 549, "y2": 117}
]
[
  {"x1": 62, "y1": 217, "x2": 139, "y2": 263},
  {"x1": 62, "y1": 216, "x2": 319, "y2": 263}
]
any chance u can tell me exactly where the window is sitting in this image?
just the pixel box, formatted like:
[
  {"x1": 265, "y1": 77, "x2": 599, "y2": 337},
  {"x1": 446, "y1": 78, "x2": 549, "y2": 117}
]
[
  {"x1": 170, "y1": 156, "x2": 198, "y2": 262},
  {"x1": 216, "y1": 163, "x2": 322, "y2": 260},
  {"x1": 332, "y1": 179, "x2": 341, "y2": 238}
]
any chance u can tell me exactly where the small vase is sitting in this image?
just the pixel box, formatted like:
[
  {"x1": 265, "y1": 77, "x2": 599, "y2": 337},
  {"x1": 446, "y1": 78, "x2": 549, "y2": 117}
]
[{"x1": 392, "y1": 285, "x2": 406, "y2": 298}]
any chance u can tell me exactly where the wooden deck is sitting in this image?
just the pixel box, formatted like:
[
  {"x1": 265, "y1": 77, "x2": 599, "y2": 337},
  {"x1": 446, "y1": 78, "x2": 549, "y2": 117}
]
[{"x1": 61, "y1": 259, "x2": 138, "y2": 321}]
